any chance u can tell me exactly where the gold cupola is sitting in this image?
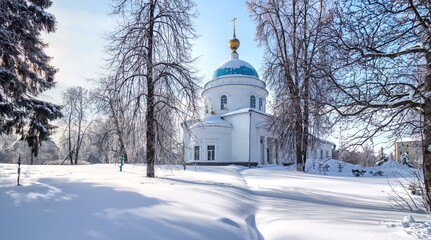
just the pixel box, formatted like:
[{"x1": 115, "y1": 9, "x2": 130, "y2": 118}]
[{"x1": 229, "y1": 37, "x2": 240, "y2": 52}]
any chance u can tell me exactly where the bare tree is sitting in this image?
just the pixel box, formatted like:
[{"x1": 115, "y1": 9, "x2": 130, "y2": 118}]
[
  {"x1": 248, "y1": 0, "x2": 333, "y2": 171},
  {"x1": 327, "y1": 0, "x2": 431, "y2": 210},
  {"x1": 338, "y1": 142, "x2": 377, "y2": 166},
  {"x1": 106, "y1": 0, "x2": 200, "y2": 177},
  {"x1": 61, "y1": 87, "x2": 92, "y2": 165},
  {"x1": 91, "y1": 77, "x2": 139, "y2": 164},
  {"x1": 83, "y1": 117, "x2": 128, "y2": 164}
]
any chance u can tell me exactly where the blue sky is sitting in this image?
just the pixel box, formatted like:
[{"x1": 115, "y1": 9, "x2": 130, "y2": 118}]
[
  {"x1": 40, "y1": 0, "x2": 395, "y2": 153},
  {"x1": 42, "y1": 0, "x2": 264, "y2": 104}
]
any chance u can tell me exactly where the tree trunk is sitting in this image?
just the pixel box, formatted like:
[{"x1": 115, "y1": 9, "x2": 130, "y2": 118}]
[
  {"x1": 294, "y1": 96, "x2": 303, "y2": 171},
  {"x1": 146, "y1": 0, "x2": 156, "y2": 178},
  {"x1": 146, "y1": 81, "x2": 156, "y2": 177},
  {"x1": 423, "y1": 51, "x2": 431, "y2": 210},
  {"x1": 110, "y1": 101, "x2": 128, "y2": 164},
  {"x1": 302, "y1": 75, "x2": 310, "y2": 171},
  {"x1": 295, "y1": 122, "x2": 303, "y2": 171},
  {"x1": 74, "y1": 94, "x2": 84, "y2": 165},
  {"x1": 74, "y1": 115, "x2": 82, "y2": 165},
  {"x1": 68, "y1": 112, "x2": 74, "y2": 165},
  {"x1": 424, "y1": 105, "x2": 431, "y2": 210},
  {"x1": 118, "y1": 128, "x2": 128, "y2": 164}
]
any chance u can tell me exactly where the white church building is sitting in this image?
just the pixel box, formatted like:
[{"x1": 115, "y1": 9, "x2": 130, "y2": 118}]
[{"x1": 182, "y1": 30, "x2": 335, "y2": 166}]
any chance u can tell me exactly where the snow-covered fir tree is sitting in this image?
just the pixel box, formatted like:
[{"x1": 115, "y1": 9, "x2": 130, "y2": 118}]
[{"x1": 0, "y1": 0, "x2": 62, "y2": 157}]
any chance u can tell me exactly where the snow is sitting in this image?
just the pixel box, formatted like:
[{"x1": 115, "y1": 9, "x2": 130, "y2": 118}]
[
  {"x1": 215, "y1": 59, "x2": 256, "y2": 71},
  {"x1": 396, "y1": 137, "x2": 418, "y2": 143},
  {"x1": 191, "y1": 115, "x2": 232, "y2": 128},
  {"x1": 221, "y1": 108, "x2": 270, "y2": 117},
  {"x1": 1, "y1": 163, "x2": 430, "y2": 240},
  {"x1": 304, "y1": 159, "x2": 415, "y2": 177},
  {"x1": 404, "y1": 215, "x2": 415, "y2": 223},
  {"x1": 401, "y1": 217, "x2": 431, "y2": 239}
]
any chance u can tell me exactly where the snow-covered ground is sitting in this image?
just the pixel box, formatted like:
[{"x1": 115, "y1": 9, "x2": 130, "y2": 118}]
[{"x1": 1, "y1": 161, "x2": 430, "y2": 240}]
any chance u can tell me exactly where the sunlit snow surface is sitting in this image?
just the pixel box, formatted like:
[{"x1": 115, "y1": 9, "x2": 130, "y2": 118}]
[{"x1": 0, "y1": 162, "x2": 430, "y2": 240}]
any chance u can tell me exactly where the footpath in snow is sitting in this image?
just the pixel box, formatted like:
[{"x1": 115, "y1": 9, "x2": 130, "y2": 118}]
[{"x1": 0, "y1": 162, "x2": 430, "y2": 240}]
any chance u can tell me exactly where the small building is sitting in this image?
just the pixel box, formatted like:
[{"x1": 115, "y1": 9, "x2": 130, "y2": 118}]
[
  {"x1": 394, "y1": 138, "x2": 423, "y2": 165},
  {"x1": 182, "y1": 29, "x2": 335, "y2": 166}
]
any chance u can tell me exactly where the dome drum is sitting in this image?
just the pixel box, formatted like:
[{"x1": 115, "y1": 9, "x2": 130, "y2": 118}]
[{"x1": 203, "y1": 76, "x2": 267, "y2": 95}]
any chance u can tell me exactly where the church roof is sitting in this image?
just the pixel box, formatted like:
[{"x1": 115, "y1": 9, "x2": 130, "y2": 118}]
[
  {"x1": 221, "y1": 108, "x2": 270, "y2": 117},
  {"x1": 190, "y1": 115, "x2": 232, "y2": 128},
  {"x1": 212, "y1": 59, "x2": 259, "y2": 80}
]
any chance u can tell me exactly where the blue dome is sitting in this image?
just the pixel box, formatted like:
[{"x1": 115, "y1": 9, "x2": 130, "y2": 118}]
[{"x1": 212, "y1": 59, "x2": 259, "y2": 80}]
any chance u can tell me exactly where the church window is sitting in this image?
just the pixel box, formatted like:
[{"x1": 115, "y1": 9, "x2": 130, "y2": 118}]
[
  {"x1": 259, "y1": 98, "x2": 263, "y2": 111},
  {"x1": 207, "y1": 145, "x2": 215, "y2": 160},
  {"x1": 250, "y1": 95, "x2": 256, "y2": 108},
  {"x1": 194, "y1": 146, "x2": 200, "y2": 160},
  {"x1": 221, "y1": 95, "x2": 227, "y2": 110}
]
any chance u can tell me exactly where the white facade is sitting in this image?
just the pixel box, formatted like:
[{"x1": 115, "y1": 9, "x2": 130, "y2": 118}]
[{"x1": 183, "y1": 38, "x2": 335, "y2": 166}]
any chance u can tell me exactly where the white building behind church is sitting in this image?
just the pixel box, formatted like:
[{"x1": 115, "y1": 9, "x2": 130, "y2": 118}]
[{"x1": 182, "y1": 31, "x2": 335, "y2": 166}]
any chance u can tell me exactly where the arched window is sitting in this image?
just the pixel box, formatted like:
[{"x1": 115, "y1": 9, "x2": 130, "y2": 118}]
[
  {"x1": 259, "y1": 97, "x2": 263, "y2": 111},
  {"x1": 250, "y1": 95, "x2": 256, "y2": 108},
  {"x1": 220, "y1": 95, "x2": 227, "y2": 110}
]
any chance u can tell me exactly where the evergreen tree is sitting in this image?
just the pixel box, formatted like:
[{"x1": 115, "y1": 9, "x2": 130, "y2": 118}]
[{"x1": 0, "y1": 0, "x2": 62, "y2": 157}]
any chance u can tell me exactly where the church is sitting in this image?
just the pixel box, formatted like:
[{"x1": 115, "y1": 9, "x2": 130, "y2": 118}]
[{"x1": 182, "y1": 27, "x2": 335, "y2": 166}]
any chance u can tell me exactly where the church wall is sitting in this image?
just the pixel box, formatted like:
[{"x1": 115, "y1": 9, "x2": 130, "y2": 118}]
[
  {"x1": 223, "y1": 113, "x2": 251, "y2": 163},
  {"x1": 188, "y1": 126, "x2": 232, "y2": 162},
  {"x1": 250, "y1": 113, "x2": 272, "y2": 164},
  {"x1": 183, "y1": 127, "x2": 191, "y2": 161}
]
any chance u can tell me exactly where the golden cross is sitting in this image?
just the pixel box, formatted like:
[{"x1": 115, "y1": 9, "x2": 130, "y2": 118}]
[{"x1": 232, "y1": 17, "x2": 237, "y2": 37}]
